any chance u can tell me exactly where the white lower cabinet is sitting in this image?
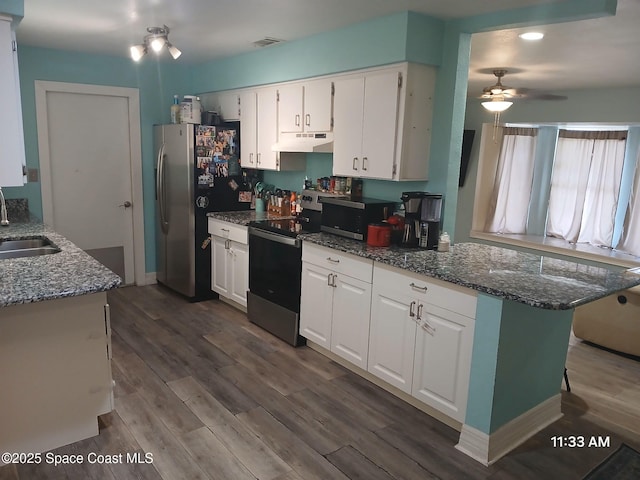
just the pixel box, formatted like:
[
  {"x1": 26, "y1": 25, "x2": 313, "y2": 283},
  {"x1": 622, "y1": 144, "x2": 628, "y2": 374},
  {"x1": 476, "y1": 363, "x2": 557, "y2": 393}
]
[
  {"x1": 412, "y1": 303, "x2": 475, "y2": 422},
  {"x1": 300, "y1": 243, "x2": 478, "y2": 423},
  {"x1": 368, "y1": 263, "x2": 477, "y2": 422},
  {"x1": 368, "y1": 286, "x2": 417, "y2": 393},
  {"x1": 0, "y1": 292, "x2": 113, "y2": 454},
  {"x1": 208, "y1": 218, "x2": 249, "y2": 308},
  {"x1": 300, "y1": 243, "x2": 373, "y2": 369}
]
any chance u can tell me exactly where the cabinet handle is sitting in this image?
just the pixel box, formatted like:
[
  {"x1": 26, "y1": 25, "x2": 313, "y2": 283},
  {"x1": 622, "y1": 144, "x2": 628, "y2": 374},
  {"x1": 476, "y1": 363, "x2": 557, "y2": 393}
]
[
  {"x1": 305, "y1": 114, "x2": 311, "y2": 126},
  {"x1": 332, "y1": 274, "x2": 337, "y2": 288},
  {"x1": 417, "y1": 303, "x2": 424, "y2": 320},
  {"x1": 352, "y1": 157, "x2": 358, "y2": 171},
  {"x1": 249, "y1": 152, "x2": 254, "y2": 164},
  {"x1": 362, "y1": 157, "x2": 368, "y2": 171},
  {"x1": 421, "y1": 319, "x2": 436, "y2": 334},
  {"x1": 225, "y1": 239, "x2": 230, "y2": 249},
  {"x1": 257, "y1": 153, "x2": 261, "y2": 165},
  {"x1": 327, "y1": 273, "x2": 333, "y2": 286},
  {"x1": 295, "y1": 114, "x2": 300, "y2": 126},
  {"x1": 409, "y1": 300, "x2": 416, "y2": 318},
  {"x1": 410, "y1": 282, "x2": 428, "y2": 292},
  {"x1": 221, "y1": 228, "x2": 229, "y2": 232},
  {"x1": 326, "y1": 257, "x2": 340, "y2": 263}
]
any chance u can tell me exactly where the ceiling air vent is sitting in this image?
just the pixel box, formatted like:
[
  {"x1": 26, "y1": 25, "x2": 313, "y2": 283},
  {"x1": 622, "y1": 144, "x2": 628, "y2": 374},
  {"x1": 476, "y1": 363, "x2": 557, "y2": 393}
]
[{"x1": 252, "y1": 37, "x2": 285, "y2": 48}]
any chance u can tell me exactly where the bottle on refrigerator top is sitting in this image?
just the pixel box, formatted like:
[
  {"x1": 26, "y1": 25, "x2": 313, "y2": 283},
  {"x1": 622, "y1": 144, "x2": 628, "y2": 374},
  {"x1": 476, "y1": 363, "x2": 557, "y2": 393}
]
[{"x1": 170, "y1": 95, "x2": 181, "y2": 124}]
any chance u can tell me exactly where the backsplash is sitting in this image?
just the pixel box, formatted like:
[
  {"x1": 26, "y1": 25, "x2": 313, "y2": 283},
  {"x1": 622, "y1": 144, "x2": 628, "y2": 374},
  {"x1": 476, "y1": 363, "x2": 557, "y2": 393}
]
[
  {"x1": 5, "y1": 199, "x2": 32, "y2": 223},
  {"x1": 262, "y1": 153, "x2": 432, "y2": 207}
]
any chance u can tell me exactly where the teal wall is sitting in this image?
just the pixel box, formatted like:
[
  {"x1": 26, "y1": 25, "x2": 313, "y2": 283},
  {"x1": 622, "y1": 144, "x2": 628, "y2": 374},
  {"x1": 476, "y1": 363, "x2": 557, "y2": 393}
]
[
  {"x1": 466, "y1": 294, "x2": 574, "y2": 434},
  {"x1": 0, "y1": 0, "x2": 23, "y2": 19},
  {"x1": 6, "y1": 0, "x2": 619, "y2": 273},
  {"x1": 5, "y1": 46, "x2": 190, "y2": 272}
]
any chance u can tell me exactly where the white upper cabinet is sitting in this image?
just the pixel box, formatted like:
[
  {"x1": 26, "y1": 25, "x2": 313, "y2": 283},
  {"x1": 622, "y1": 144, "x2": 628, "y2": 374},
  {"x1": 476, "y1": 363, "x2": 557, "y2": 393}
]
[
  {"x1": 212, "y1": 91, "x2": 241, "y2": 121},
  {"x1": 0, "y1": 15, "x2": 26, "y2": 186},
  {"x1": 332, "y1": 63, "x2": 436, "y2": 181},
  {"x1": 278, "y1": 78, "x2": 333, "y2": 134},
  {"x1": 240, "y1": 87, "x2": 305, "y2": 171}
]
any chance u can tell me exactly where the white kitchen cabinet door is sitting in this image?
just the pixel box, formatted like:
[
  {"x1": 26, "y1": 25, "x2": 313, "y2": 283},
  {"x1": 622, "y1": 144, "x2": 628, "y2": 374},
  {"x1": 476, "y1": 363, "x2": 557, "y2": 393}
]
[
  {"x1": 278, "y1": 84, "x2": 304, "y2": 133},
  {"x1": 300, "y1": 262, "x2": 334, "y2": 348},
  {"x1": 0, "y1": 16, "x2": 25, "y2": 186},
  {"x1": 303, "y1": 78, "x2": 333, "y2": 133},
  {"x1": 332, "y1": 70, "x2": 400, "y2": 179},
  {"x1": 278, "y1": 79, "x2": 332, "y2": 134},
  {"x1": 239, "y1": 91, "x2": 257, "y2": 168},
  {"x1": 256, "y1": 87, "x2": 280, "y2": 170},
  {"x1": 217, "y1": 92, "x2": 240, "y2": 121},
  {"x1": 229, "y1": 240, "x2": 249, "y2": 307},
  {"x1": 368, "y1": 287, "x2": 417, "y2": 393},
  {"x1": 360, "y1": 70, "x2": 401, "y2": 179},
  {"x1": 332, "y1": 76, "x2": 365, "y2": 176},
  {"x1": 330, "y1": 274, "x2": 372, "y2": 369},
  {"x1": 412, "y1": 304, "x2": 475, "y2": 422},
  {"x1": 211, "y1": 235, "x2": 230, "y2": 297}
]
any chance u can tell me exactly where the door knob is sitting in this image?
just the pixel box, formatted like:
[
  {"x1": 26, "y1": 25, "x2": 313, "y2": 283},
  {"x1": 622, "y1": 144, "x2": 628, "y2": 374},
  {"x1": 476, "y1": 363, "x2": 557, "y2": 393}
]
[{"x1": 119, "y1": 201, "x2": 132, "y2": 208}]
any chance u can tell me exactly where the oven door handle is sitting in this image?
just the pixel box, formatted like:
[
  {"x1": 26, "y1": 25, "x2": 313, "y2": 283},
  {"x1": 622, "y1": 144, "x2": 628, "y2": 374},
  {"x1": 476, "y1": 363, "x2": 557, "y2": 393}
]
[{"x1": 249, "y1": 227, "x2": 301, "y2": 247}]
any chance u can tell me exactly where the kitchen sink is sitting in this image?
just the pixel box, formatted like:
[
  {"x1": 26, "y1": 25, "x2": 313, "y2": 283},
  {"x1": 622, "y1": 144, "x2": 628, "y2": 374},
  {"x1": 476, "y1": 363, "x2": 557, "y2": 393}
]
[{"x1": 0, "y1": 236, "x2": 61, "y2": 259}]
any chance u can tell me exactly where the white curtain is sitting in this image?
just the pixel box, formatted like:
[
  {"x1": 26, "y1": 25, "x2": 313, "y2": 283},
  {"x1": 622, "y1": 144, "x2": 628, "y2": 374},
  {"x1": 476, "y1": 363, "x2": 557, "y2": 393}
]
[
  {"x1": 618, "y1": 150, "x2": 640, "y2": 256},
  {"x1": 576, "y1": 139, "x2": 626, "y2": 246},
  {"x1": 546, "y1": 138, "x2": 593, "y2": 242},
  {"x1": 485, "y1": 129, "x2": 537, "y2": 234},
  {"x1": 546, "y1": 132, "x2": 626, "y2": 246}
]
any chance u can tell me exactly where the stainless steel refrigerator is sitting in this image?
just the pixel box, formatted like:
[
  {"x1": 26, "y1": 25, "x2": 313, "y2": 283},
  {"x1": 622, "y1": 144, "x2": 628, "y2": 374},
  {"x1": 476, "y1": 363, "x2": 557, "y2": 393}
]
[{"x1": 154, "y1": 122, "x2": 257, "y2": 300}]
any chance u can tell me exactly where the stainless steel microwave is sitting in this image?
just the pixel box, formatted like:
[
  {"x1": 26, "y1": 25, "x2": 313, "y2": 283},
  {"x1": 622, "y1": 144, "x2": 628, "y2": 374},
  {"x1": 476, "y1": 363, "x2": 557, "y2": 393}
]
[{"x1": 320, "y1": 197, "x2": 396, "y2": 241}]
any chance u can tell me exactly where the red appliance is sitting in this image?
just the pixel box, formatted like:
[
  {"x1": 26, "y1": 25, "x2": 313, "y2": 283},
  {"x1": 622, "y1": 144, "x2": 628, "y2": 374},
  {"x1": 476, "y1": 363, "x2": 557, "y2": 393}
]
[{"x1": 367, "y1": 223, "x2": 392, "y2": 247}]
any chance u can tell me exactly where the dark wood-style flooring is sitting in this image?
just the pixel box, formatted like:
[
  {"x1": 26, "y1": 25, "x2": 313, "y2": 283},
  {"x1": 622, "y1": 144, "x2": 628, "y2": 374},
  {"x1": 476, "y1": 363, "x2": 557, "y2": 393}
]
[{"x1": 2, "y1": 284, "x2": 639, "y2": 479}]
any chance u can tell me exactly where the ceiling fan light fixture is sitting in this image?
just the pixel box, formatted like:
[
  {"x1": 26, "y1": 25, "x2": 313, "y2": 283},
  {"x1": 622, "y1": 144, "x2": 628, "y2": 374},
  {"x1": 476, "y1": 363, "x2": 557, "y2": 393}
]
[
  {"x1": 482, "y1": 99, "x2": 513, "y2": 112},
  {"x1": 519, "y1": 32, "x2": 544, "y2": 41}
]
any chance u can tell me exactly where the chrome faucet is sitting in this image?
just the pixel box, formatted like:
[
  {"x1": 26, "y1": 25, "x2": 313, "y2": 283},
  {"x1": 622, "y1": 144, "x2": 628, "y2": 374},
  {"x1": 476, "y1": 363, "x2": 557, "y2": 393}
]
[{"x1": 0, "y1": 187, "x2": 9, "y2": 226}]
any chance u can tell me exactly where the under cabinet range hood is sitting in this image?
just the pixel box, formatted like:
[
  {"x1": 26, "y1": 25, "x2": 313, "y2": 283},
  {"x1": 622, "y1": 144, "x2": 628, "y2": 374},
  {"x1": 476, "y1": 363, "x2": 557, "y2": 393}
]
[{"x1": 272, "y1": 132, "x2": 334, "y2": 153}]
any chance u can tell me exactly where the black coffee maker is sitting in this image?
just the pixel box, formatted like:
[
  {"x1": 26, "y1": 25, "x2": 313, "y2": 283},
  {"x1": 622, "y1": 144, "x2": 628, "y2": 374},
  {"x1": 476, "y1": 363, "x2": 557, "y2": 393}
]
[
  {"x1": 400, "y1": 192, "x2": 443, "y2": 249},
  {"x1": 400, "y1": 192, "x2": 425, "y2": 247},
  {"x1": 420, "y1": 194, "x2": 443, "y2": 250}
]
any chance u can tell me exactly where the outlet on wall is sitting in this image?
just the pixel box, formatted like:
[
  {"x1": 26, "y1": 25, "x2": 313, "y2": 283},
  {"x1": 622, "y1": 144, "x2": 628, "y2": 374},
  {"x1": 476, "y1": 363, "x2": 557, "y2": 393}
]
[{"x1": 27, "y1": 168, "x2": 39, "y2": 182}]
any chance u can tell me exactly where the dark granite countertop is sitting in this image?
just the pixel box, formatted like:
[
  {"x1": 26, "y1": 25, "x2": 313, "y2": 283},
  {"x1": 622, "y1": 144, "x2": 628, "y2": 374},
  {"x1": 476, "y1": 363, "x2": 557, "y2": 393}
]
[
  {"x1": 300, "y1": 233, "x2": 640, "y2": 310},
  {"x1": 0, "y1": 222, "x2": 122, "y2": 307},
  {"x1": 207, "y1": 211, "x2": 294, "y2": 226}
]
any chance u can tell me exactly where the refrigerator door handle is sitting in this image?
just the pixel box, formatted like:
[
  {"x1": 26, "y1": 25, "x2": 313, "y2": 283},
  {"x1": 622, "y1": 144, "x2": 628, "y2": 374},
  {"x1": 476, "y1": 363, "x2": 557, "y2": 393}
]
[{"x1": 157, "y1": 143, "x2": 169, "y2": 234}]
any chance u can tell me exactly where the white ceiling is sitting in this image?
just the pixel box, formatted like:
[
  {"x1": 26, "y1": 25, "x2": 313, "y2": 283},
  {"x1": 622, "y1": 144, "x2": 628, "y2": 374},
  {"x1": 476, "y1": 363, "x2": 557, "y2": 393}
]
[{"x1": 14, "y1": 0, "x2": 640, "y2": 98}]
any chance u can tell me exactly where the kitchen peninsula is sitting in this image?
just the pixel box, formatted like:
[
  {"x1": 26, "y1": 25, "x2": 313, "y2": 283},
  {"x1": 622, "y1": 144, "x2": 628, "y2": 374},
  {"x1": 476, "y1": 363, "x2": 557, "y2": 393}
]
[
  {"x1": 0, "y1": 220, "x2": 121, "y2": 457},
  {"x1": 299, "y1": 233, "x2": 640, "y2": 465}
]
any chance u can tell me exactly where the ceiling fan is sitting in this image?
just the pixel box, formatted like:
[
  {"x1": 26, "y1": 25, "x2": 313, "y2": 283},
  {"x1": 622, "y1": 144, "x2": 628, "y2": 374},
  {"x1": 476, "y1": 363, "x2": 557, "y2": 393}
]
[{"x1": 480, "y1": 69, "x2": 568, "y2": 102}]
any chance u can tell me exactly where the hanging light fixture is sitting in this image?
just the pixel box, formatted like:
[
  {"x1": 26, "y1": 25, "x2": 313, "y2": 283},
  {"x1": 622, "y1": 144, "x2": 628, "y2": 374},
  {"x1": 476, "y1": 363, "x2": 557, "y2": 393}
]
[
  {"x1": 482, "y1": 95, "x2": 513, "y2": 142},
  {"x1": 481, "y1": 95, "x2": 513, "y2": 113},
  {"x1": 130, "y1": 25, "x2": 181, "y2": 61}
]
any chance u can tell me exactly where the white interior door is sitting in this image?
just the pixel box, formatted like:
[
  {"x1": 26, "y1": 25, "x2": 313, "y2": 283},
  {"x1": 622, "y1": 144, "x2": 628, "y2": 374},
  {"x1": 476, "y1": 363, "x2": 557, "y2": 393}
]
[{"x1": 36, "y1": 82, "x2": 144, "y2": 285}]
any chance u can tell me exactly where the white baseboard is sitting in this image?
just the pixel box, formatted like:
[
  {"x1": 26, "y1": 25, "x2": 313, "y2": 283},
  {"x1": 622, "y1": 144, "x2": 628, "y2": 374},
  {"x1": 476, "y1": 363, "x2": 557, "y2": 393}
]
[
  {"x1": 142, "y1": 272, "x2": 157, "y2": 286},
  {"x1": 456, "y1": 394, "x2": 562, "y2": 465}
]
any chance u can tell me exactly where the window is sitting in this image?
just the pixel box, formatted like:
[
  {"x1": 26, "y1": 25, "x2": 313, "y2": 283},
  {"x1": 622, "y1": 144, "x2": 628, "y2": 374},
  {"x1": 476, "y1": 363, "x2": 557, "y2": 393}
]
[
  {"x1": 484, "y1": 128, "x2": 537, "y2": 234},
  {"x1": 546, "y1": 130, "x2": 627, "y2": 247},
  {"x1": 477, "y1": 125, "x2": 640, "y2": 261}
]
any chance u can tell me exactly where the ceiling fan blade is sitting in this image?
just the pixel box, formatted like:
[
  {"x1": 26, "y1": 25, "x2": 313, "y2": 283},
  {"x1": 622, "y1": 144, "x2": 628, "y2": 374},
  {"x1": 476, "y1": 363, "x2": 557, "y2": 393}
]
[{"x1": 525, "y1": 93, "x2": 569, "y2": 101}]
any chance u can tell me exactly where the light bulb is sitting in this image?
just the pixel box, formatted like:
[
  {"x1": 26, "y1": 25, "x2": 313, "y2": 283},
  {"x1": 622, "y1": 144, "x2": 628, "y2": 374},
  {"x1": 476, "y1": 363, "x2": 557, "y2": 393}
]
[
  {"x1": 150, "y1": 36, "x2": 166, "y2": 52},
  {"x1": 130, "y1": 45, "x2": 146, "y2": 61},
  {"x1": 168, "y1": 43, "x2": 182, "y2": 59}
]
